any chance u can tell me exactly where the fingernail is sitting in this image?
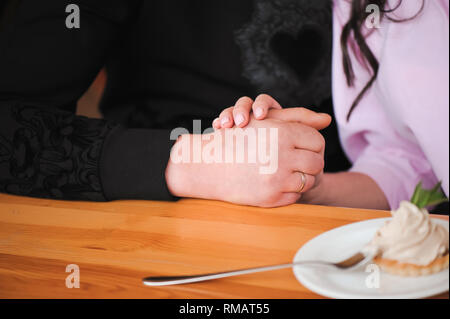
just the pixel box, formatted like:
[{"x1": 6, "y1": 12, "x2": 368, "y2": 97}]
[
  {"x1": 254, "y1": 107, "x2": 263, "y2": 118},
  {"x1": 235, "y1": 113, "x2": 245, "y2": 126},
  {"x1": 212, "y1": 118, "x2": 220, "y2": 128},
  {"x1": 221, "y1": 116, "x2": 230, "y2": 126}
]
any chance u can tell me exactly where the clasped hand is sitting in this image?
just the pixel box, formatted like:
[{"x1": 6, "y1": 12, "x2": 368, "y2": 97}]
[{"x1": 166, "y1": 94, "x2": 330, "y2": 207}]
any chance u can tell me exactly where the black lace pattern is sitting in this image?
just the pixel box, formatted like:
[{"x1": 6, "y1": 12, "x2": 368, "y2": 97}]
[
  {"x1": 0, "y1": 105, "x2": 117, "y2": 201},
  {"x1": 235, "y1": 0, "x2": 332, "y2": 107}
]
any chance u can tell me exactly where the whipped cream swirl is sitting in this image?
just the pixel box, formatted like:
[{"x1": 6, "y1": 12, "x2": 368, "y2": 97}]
[{"x1": 365, "y1": 201, "x2": 449, "y2": 266}]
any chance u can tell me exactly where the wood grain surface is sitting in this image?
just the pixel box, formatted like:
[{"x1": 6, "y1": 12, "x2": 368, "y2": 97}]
[{"x1": 0, "y1": 193, "x2": 448, "y2": 299}]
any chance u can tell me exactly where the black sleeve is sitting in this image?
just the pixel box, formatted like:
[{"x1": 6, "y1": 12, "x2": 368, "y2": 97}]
[{"x1": 0, "y1": 0, "x2": 176, "y2": 201}]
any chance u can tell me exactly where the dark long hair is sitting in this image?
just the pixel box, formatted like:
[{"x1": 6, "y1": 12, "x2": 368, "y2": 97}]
[{"x1": 341, "y1": 0, "x2": 425, "y2": 121}]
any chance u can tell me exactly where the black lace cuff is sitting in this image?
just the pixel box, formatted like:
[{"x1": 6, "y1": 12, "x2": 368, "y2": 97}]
[{"x1": 0, "y1": 103, "x2": 118, "y2": 201}]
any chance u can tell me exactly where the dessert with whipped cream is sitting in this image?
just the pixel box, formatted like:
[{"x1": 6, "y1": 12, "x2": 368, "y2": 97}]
[{"x1": 364, "y1": 200, "x2": 449, "y2": 277}]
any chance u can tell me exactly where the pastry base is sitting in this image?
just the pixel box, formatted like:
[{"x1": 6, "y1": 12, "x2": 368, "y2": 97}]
[{"x1": 373, "y1": 254, "x2": 449, "y2": 277}]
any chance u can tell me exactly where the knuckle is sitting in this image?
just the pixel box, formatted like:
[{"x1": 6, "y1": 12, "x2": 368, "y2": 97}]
[
  {"x1": 311, "y1": 157, "x2": 325, "y2": 175},
  {"x1": 303, "y1": 157, "x2": 322, "y2": 175},
  {"x1": 219, "y1": 107, "x2": 233, "y2": 117},
  {"x1": 317, "y1": 132, "x2": 326, "y2": 150},
  {"x1": 302, "y1": 126, "x2": 325, "y2": 152},
  {"x1": 255, "y1": 94, "x2": 270, "y2": 106}
]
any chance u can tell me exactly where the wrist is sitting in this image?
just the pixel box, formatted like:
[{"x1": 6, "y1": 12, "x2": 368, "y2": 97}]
[
  {"x1": 165, "y1": 133, "x2": 223, "y2": 200},
  {"x1": 165, "y1": 134, "x2": 193, "y2": 197}
]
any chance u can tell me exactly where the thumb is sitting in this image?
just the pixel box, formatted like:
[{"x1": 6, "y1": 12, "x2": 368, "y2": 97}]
[{"x1": 267, "y1": 108, "x2": 332, "y2": 130}]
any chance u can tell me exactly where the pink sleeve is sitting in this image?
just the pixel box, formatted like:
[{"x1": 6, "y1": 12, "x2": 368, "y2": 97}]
[{"x1": 332, "y1": 0, "x2": 449, "y2": 209}]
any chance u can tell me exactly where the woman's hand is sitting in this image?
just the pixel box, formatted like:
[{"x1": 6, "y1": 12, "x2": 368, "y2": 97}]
[
  {"x1": 212, "y1": 94, "x2": 331, "y2": 130},
  {"x1": 166, "y1": 115, "x2": 327, "y2": 207}
]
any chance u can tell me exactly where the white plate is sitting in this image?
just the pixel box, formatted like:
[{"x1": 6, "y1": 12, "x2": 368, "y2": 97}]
[{"x1": 293, "y1": 218, "x2": 449, "y2": 299}]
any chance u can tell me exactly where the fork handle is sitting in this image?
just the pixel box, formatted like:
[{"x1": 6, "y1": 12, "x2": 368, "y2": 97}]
[{"x1": 142, "y1": 261, "x2": 328, "y2": 286}]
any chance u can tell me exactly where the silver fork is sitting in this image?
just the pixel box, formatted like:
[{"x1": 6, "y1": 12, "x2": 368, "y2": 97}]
[{"x1": 142, "y1": 252, "x2": 372, "y2": 286}]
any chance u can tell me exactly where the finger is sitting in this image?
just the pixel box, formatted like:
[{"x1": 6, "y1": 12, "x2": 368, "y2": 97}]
[
  {"x1": 289, "y1": 149, "x2": 325, "y2": 176},
  {"x1": 268, "y1": 108, "x2": 332, "y2": 130},
  {"x1": 232, "y1": 96, "x2": 253, "y2": 127},
  {"x1": 252, "y1": 94, "x2": 282, "y2": 120},
  {"x1": 212, "y1": 118, "x2": 221, "y2": 129},
  {"x1": 283, "y1": 172, "x2": 316, "y2": 194},
  {"x1": 289, "y1": 123, "x2": 326, "y2": 153},
  {"x1": 219, "y1": 107, "x2": 235, "y2": 128}
]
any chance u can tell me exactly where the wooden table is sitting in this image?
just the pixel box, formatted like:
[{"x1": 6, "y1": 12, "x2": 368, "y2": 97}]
[{"x1": 0, "y1": 193, "x2": 448, "y2": 299}]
